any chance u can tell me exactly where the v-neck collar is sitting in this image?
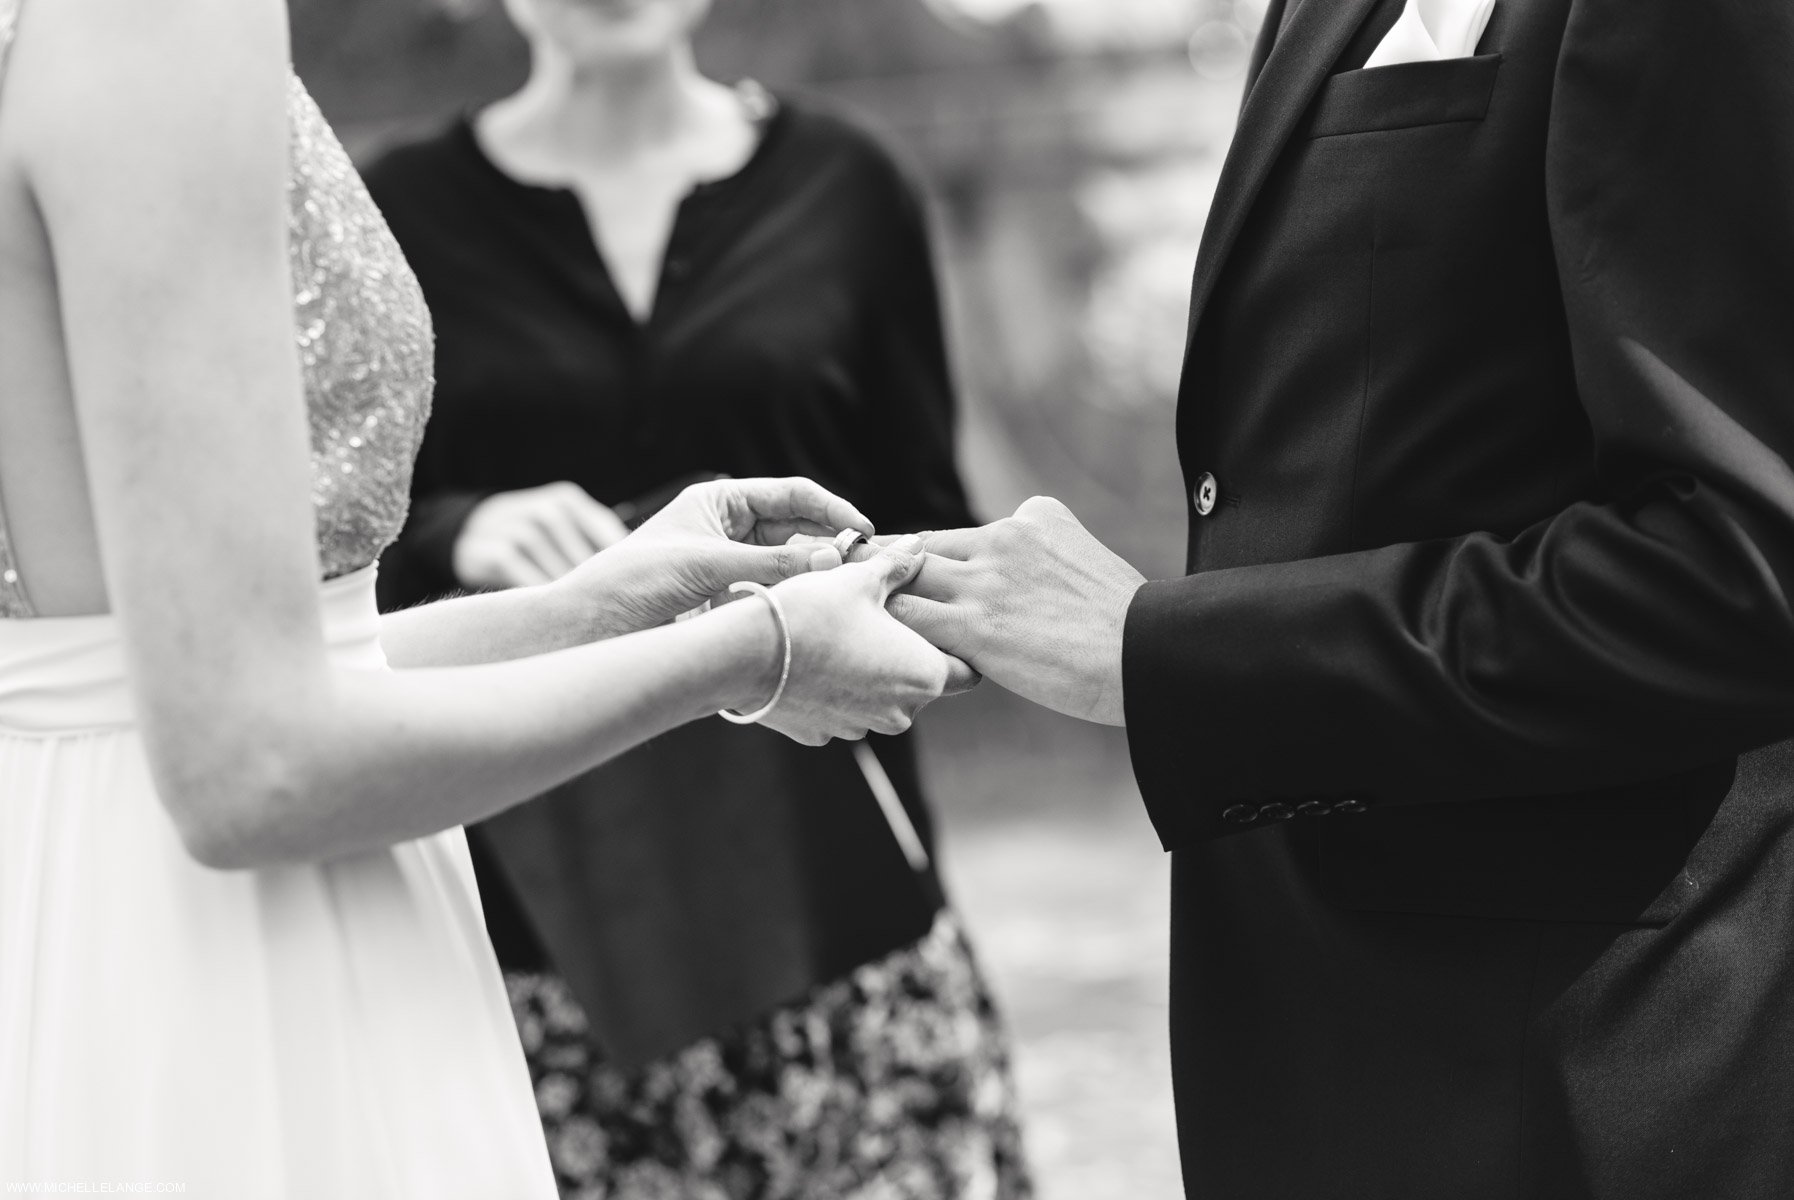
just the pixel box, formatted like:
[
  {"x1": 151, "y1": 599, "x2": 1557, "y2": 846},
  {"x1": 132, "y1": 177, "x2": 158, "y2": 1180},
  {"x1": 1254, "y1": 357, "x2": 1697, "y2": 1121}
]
[{"x1": 453, "y1": 84, "x2": 791, "y2": 329}]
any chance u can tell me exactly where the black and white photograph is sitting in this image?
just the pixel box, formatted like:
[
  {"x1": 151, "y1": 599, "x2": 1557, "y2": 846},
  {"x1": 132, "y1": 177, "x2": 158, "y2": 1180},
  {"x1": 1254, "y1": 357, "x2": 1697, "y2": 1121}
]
[{"x1": 1, "y1": 0, "x2": 1791, "y2": 1196}]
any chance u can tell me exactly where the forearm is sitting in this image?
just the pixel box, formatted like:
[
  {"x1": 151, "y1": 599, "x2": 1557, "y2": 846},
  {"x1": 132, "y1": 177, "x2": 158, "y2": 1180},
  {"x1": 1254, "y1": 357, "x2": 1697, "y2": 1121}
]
[
  {"x1": 190, "y1": 598, "x2": 777, "y2": 868},
  {"x1": 379, "y1": 579, "x2": 602, "y2": 668}
]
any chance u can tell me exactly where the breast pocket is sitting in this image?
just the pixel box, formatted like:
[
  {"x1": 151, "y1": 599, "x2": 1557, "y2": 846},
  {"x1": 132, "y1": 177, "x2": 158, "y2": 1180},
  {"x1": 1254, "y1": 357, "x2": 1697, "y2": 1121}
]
[{"x1": 1305, "y1": 53, "x2": 1502, "y2": 139}]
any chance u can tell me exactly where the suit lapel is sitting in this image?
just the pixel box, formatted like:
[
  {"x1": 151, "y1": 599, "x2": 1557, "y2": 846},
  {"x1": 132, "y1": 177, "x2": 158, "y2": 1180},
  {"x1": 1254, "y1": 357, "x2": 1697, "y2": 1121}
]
[
  {"x1": 1241, "y1": 0, "x2": 1290, "y2": 106},
  {"x1": 1184, "y1": 0, "x2": 1385, "y2": 347}
]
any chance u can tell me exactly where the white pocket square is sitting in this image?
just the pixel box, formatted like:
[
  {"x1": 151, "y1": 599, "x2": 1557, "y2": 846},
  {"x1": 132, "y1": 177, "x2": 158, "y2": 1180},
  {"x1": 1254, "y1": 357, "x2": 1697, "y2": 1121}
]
[{"x1": 1363, "y1": 0, "x2": 1497, "y2": 68}]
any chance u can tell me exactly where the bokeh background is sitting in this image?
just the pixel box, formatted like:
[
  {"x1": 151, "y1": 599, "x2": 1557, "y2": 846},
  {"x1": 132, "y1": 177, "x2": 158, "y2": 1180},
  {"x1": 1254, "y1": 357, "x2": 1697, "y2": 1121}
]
[{"x1": 293, "y1": 2, "x2": 1268, "y2": 1194}]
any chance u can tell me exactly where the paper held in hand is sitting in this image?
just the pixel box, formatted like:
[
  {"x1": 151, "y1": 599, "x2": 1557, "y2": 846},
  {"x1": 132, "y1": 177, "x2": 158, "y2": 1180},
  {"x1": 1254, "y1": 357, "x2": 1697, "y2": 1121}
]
[{"x1": 853, "y1": 742, "x2": 932, "y2": 873}]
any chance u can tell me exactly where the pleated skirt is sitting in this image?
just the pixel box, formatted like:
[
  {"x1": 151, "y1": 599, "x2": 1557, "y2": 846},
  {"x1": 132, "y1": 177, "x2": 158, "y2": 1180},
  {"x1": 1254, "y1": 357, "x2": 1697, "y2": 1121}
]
[{"x1": 0, "y1": 567, "x2": 555, "y2": 1198}]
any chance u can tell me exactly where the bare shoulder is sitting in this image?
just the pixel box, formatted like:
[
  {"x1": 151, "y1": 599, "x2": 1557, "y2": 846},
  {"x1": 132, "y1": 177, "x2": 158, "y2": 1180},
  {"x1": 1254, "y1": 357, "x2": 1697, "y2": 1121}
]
[{"x1": 5, "y1": 0, "x2": 290, "y2": 190}]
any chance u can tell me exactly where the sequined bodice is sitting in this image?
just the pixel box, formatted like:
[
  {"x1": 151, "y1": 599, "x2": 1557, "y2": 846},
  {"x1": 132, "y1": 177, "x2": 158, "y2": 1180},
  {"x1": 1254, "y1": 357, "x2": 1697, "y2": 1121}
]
[
  {"x1": 0, "y1": 7, "x2": 432, "y2": 618},
  {"x1": 281, "y1": 79, "x2": 433, "y2": 582}
]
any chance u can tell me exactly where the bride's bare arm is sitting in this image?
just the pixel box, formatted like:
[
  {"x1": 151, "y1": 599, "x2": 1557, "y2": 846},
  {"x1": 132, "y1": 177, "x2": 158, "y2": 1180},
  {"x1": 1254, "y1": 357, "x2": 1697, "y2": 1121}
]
[
  {"x1": 378, "y1": 476, "x2": 878, "y2": 668},
  {"x1": 11, "y1": 0, "x2": 958, "y2": 869}
]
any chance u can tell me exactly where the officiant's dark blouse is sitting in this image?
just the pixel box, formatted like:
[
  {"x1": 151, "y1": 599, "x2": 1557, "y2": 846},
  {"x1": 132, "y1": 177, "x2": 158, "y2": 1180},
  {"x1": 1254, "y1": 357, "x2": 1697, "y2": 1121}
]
[{"x1": 364, "y1": 95, "x2": 973, "y2": 1068}]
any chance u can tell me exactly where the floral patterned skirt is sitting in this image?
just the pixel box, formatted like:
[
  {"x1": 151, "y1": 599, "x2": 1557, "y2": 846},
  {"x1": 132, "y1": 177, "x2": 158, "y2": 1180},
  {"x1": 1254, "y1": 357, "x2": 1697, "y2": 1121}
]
[{"x1": 504, "y1": 910, "x2": 1033, "y2": 1200}]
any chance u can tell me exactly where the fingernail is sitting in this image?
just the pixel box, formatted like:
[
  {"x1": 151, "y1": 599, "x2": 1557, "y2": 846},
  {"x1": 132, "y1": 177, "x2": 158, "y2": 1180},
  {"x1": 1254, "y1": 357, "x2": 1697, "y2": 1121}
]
[{"x1": 894, "y1": 535, "x2": 924, "y2": 555}]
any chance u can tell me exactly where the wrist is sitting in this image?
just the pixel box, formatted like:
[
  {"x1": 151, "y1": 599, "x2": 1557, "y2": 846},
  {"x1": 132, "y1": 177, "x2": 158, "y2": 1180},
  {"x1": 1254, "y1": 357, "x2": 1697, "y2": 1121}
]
[
  {"x1": 1093, "y1": 577, "x2": 1145, "y2": 726},
  {"x1": 547, "y1": 556, "x2": 660, "y2": 642},
  {"x1": 704, "y1": 592, "x2": 785, "y2": 715}
]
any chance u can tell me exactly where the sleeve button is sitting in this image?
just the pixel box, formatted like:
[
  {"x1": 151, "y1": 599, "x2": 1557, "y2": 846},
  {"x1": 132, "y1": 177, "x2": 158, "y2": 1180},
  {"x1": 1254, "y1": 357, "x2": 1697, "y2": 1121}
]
[
  {"x1": 1333, "y1": 797, "x2": 1369, "y2": 815},
  {"x1": 1221, "y1": 804, "x2": 1259, "y2": 826},
  {"x1": 1259, "y1": 802, "x2": 1293, "y2": 822},
  {"x1": 1296, "y1": 801, "x2": 1331, "y2": 818}
]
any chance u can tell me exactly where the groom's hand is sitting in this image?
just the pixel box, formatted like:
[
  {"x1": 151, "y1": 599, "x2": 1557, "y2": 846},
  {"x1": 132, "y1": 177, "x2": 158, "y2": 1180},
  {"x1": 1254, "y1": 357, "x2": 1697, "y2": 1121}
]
[{"x1": 888, "y1": 498, "x2": 1145, "y2": 726}]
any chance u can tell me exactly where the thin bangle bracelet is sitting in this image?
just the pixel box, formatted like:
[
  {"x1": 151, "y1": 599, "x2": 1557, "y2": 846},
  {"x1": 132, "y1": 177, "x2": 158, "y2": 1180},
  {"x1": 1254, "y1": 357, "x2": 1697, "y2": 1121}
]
[{"x1": 719, "y1": 581, "x2": 792, "y2": 725}]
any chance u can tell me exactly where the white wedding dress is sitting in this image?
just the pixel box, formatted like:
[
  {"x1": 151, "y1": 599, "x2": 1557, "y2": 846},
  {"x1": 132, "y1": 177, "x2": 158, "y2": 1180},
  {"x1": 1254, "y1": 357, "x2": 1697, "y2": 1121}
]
[{"x1": 0, "y1": 5, "x2": 556, "y2": 1194}]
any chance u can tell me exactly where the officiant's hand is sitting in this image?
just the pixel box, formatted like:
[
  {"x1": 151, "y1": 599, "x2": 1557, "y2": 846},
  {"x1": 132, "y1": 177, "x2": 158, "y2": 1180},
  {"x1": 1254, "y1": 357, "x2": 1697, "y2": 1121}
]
[
  {"x1": 554, "y1": 477, "x2": 873, "y2": 639},
  {"x1": 888, "y1": 498, "x2": 1145, "y2": 726},
  {"x1": 453, "y1": 482, "x2": 632, "y2": 589}
]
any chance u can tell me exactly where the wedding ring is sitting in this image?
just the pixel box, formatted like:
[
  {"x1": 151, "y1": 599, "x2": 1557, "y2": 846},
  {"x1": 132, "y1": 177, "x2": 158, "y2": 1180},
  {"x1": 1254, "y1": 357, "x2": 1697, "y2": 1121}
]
[{"x1": 832, "y1": 529, "x2": 870, "y2": 559}]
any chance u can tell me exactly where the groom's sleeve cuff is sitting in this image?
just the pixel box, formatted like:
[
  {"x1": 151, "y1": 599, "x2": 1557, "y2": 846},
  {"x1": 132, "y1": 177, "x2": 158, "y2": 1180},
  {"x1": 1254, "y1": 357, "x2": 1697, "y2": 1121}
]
[
  {"x1": 1123, "y1": 575, "x2": 1273, "y2": 851},
  {"x1": 1123, "y1": 566, "x2": 1395, "y2": 852}
]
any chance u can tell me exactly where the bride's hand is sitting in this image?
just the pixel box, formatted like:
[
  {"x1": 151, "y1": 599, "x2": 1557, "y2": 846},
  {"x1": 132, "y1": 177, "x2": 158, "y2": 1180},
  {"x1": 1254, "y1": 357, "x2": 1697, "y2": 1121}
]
[
  {"x1": 550, "y1": 477, "x2": 873, "y2": 639},
  {"x1": 746, "y1": 537, "x2": 981, "y2": 746}
]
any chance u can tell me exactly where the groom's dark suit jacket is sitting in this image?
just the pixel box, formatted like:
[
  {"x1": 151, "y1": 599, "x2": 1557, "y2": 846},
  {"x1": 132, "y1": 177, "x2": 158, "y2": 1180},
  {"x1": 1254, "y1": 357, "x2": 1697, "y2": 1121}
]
[{"x1": 1122, "y1": 0, "x2": 1794, "y2": 1195}]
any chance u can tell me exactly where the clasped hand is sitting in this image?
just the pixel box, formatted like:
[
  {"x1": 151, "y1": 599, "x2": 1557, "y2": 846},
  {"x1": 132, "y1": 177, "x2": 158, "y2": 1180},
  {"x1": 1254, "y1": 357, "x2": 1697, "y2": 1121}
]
[
  {"x1": 792, "y1": 496, "x2": 1145, "y2": 727},
  {"x1": 550, "y1": 477, "x2": 978, "y2": 744},
  {"x1": 885, "y1": 497, "x2": 1144, "y2": 727},
  {"x1": 542, "y1": 480, "x2": 1136, "y2": 742}
]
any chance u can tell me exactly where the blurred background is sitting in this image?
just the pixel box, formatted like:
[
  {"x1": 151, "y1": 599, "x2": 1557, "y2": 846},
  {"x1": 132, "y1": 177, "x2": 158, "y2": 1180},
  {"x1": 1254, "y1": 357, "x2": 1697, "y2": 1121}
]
[{"x1": 294, "y1": 2, "x2": 1266, "y2": 1194}]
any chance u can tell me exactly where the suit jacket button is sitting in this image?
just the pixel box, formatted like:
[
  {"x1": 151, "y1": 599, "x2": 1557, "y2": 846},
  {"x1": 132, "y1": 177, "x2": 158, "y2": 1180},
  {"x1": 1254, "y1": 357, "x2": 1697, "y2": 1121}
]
[
  {"x1": 1259, "y1": 802, "x2": 1293, "y2": 822},
  {"x1": 1193, "y1": 472, "x2": 1219, "y2": 516},
  {"x1": 1222, "y1": 804, "x2": 1258, "y2": 825},
  {"x1": 1296, "y1": 800, "x2": 1331, "y2": 818},
  {"x1": 1333, "y1": 797, "x2": 1369, "y2": 815}
]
